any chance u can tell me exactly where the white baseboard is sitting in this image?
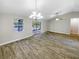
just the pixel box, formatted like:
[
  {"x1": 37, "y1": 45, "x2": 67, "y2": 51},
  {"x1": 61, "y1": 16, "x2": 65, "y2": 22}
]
[
  {"x1": 0, "y1": 32, "x2": 46, "y2": 46},
  {"x1": 0, "y1": 35, "x2": 33, "y2": 46},
  {"x1": 48, "y1": 31, "x2": 70, "y2": 35}
]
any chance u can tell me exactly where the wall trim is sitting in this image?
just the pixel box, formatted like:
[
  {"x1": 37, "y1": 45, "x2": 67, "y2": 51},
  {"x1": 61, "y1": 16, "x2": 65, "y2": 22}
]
[
  {"x1": 0, "y1": 35, "x2": 33, "y2": 46},
  {"x1": 0, "y1": 31, "x2": 46, "y2": 46},
  {"x1": 47, "y1": 31, "x2": 70, "y2": 35},
  {"x1": 47, "y1": 31, "x2": 79, "y2": 39}
]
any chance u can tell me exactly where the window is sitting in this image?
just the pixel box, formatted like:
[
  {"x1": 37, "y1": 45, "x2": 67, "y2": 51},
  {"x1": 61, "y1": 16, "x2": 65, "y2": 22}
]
[{"x1": 14, "y1": 19, "x2": 23, "y2": 32}]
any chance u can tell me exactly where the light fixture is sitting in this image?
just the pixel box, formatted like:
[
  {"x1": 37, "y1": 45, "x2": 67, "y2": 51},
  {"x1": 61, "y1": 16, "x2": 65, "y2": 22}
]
[
  {"x1": 55, "y1": 11, "x2": 63, "y2": 21},
  {"x1": 29, "y1": 0, "x2": 43, "y2": 19},
  {"x1": 56, "y1": 18, "x2": 59, "y2": 21}
]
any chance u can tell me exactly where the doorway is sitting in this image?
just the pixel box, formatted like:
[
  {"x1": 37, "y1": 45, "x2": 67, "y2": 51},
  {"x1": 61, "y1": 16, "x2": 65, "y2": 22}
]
[{"x1": 70, "y1": 18, "x2": 79, "y2": 36}]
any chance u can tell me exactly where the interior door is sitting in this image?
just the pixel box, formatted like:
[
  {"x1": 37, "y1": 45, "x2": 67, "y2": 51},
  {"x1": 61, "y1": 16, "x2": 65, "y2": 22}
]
[{"x1": 70, "y1": 18, "x2": 79, "y2": 36}]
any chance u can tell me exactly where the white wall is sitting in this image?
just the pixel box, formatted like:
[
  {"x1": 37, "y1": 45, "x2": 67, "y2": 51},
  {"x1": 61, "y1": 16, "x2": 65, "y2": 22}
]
[
  {"x1": 48, "y1": 18, "x2": 70, "y2": 34},
  {"x1": 47, "y1": 12, "x2": 79, "y2": 35},
  {"x1": 0, "y1": 14, "x2": 33, "y2": 45},
  {"x1": 0, "y1": 14, "x2": 47, "y2": 45},
  {"x1": 41, "y1": 20, "x2": 47, "y2": 33}
]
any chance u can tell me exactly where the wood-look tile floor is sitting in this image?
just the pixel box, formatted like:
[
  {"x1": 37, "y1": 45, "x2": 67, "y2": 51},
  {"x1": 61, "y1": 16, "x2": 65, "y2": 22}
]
[{"x1": 0, "y1": 32, "x2": 79, "y2": 59}]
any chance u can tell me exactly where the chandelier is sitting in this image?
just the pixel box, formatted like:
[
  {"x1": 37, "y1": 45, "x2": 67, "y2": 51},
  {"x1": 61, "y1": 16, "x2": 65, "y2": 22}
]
[{"x1": 29, "y1": 0, "x2": 43, "y2": 19}]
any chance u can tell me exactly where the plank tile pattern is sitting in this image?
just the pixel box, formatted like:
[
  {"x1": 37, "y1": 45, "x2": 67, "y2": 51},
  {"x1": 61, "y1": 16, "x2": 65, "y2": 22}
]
[{"x1": 0, "y1": 32, "x2": 79, "y2": 59}]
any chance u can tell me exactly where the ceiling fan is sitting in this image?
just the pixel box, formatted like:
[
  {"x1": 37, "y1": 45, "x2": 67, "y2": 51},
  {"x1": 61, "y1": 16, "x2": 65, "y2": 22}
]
[{"x1": 54, "y1": 11, "x2": 64, "y2": 20}]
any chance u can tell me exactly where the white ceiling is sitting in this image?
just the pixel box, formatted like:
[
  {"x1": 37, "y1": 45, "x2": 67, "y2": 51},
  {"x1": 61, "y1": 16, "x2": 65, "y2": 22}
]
[{"x1": 0, "y1": 0, "x2": 79, "y2": 19}]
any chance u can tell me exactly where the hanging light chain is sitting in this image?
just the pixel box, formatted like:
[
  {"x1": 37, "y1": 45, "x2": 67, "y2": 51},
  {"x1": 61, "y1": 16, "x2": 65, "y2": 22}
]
[{"x1": 29, "y1": 0, "x2": 43, "y2": 19}]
